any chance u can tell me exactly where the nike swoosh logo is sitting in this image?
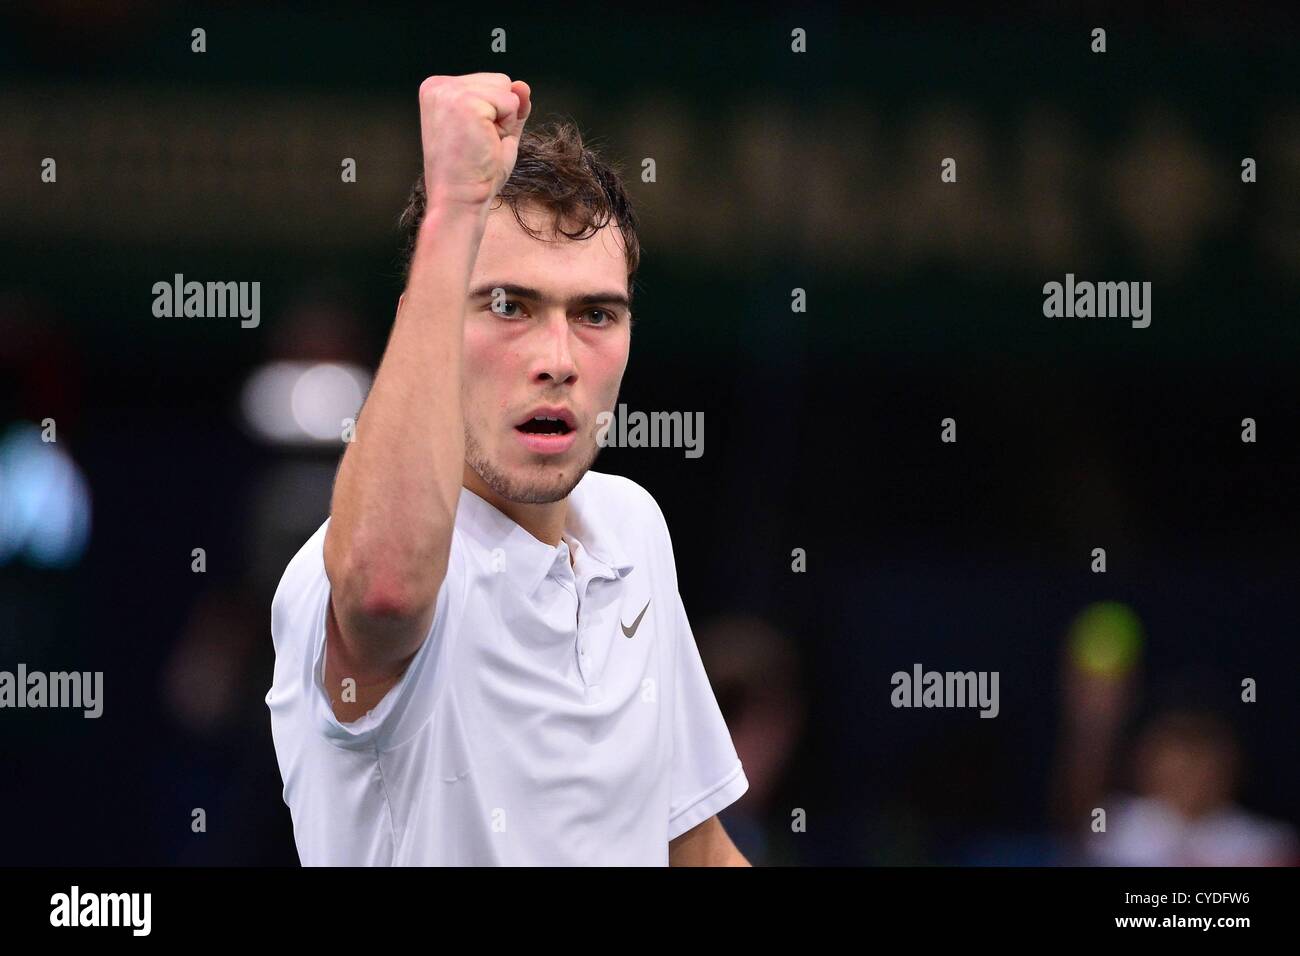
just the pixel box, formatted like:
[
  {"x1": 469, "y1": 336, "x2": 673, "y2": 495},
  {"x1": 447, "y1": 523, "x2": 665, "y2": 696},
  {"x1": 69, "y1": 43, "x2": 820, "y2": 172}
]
[{"x1": 622, "y1": 598, "x2": 651, "y2": 638}]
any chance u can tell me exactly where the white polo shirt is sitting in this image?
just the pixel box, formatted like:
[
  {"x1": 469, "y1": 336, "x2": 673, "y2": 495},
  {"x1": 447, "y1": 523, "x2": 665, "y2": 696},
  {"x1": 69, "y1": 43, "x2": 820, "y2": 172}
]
[{"x1": 266, "y1": 470, "x2": 748, "y2": 865}]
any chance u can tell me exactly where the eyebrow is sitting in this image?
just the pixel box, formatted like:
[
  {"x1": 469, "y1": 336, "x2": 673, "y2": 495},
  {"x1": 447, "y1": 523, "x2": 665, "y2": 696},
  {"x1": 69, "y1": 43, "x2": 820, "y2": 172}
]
[{"x1": 468, "y1": 282, "x2": 631, "y2": 312}]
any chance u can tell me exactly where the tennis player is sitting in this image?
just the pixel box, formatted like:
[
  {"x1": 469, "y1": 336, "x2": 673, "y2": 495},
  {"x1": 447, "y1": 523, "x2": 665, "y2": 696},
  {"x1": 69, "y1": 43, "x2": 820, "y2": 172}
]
[{"x1": 266, "y1": 73, "x2": 750, "y2": 865}]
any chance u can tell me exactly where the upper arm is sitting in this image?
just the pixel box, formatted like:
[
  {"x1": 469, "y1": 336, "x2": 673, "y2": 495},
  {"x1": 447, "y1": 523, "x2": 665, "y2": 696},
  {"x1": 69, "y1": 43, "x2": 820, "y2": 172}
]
[
  {"x1": 668, "y1": 815, "x2": 750, "y2": 867},
  {"x1": 269, "y1": 519, "x2": 463, "y2": 751},
  {"x1": 648, "y1": 490, "x2": 751, "y2": 842},
  {"x1": 666, "y1": 591, "x2": 750, "y2": 838},
  {"x1": 321, "y1": 500, "x2": 459, "y2": 723},
  {"x1": 323, "y1": 594, "x2": 430, "y2": 722}
]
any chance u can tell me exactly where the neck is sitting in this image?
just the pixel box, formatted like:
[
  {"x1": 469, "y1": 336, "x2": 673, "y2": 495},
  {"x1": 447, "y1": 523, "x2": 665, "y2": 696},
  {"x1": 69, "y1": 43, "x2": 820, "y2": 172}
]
[{"x1": 463, "y1": 466, "x2": 570, "y2": 547}]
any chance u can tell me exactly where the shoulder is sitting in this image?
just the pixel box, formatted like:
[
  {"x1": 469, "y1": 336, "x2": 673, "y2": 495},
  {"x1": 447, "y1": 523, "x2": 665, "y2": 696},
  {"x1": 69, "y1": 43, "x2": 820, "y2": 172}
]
[
  {"x1": 573, "y1": 471, "x2": 681, "y2": 591},
  {"x1": 575, "y1": 470, "x2": 669, "y2": 531},
  {"x1": 272, "y1": 519, "x2": 330, "y2": 607},
  {"x1": 269, "y1": 518, "x2": 339, "y2": 661}
]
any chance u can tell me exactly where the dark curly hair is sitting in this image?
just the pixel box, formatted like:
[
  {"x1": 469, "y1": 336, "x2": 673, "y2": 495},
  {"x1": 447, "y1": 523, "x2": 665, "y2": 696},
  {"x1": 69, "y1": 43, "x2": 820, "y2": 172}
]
[{"x1": 397, "y1": 119, "x2": 641, "y2": 302}]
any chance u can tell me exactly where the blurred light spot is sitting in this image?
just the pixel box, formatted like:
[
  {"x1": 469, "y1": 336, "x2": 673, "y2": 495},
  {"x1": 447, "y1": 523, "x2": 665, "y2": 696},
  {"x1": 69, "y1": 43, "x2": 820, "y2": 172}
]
[
  {"x1": 0, "y1": 422, "x2": 92, "y2": 568},
  {"x1": 241, "y1": 361, "x2": 370, "y2": 447},
  {"x1": 1068, "y1": 601, "x2": 1144, "y2": 677}
]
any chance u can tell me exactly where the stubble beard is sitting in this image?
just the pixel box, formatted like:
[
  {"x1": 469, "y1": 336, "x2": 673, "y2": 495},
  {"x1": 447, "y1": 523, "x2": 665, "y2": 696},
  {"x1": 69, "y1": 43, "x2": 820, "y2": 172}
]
[{"x1": 465, "y1": 425, "x2": 601, "y2": 505}]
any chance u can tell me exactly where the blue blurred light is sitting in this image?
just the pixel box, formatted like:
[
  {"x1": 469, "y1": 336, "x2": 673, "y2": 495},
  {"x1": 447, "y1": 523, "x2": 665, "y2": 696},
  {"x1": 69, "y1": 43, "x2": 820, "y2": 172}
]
[{"x1": 0, "y1": 422, "x2": 92, "y2": 568}]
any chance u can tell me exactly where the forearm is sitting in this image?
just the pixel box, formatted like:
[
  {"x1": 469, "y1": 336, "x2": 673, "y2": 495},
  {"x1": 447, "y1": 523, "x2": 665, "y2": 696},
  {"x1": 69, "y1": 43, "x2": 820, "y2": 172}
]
[{"x1": 324, "y1": 204, "x2": 486, "y2": 652}]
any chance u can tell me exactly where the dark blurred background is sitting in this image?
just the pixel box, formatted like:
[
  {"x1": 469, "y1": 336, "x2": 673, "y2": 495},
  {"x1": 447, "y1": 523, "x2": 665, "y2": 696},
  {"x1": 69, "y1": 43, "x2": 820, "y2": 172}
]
[{"x1": 0, "y1": 1, "x2": 1297, "y2": 865}]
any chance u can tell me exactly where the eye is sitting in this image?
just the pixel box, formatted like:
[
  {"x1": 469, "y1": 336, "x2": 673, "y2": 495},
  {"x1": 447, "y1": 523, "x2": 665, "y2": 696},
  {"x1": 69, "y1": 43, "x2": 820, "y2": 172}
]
[
  {"x1": 489, "y1": 298, "x2": 524, "y2": 318},
  {"x1": 580, "y1": 308, "x2": 615, "y2": 326}
]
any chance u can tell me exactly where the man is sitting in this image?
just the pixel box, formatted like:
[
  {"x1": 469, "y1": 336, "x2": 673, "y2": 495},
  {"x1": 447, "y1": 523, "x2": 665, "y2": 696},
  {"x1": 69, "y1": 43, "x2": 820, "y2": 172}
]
[{"x1": 266, "y1": 73, "x2": 750, "y2": 865}]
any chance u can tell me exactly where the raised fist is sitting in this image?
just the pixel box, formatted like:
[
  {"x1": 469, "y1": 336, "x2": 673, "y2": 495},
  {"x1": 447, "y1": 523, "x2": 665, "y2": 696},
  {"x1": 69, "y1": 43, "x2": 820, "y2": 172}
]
[{"x1": 417, "y1": 73, "x2": 532, "y2": 212}]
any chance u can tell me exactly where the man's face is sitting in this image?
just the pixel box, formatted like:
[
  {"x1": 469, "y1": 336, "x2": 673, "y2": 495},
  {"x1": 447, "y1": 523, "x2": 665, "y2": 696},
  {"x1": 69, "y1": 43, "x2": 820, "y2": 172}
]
[{"x1": 462, "y1": 200, "x2": 631, "y2": 505}]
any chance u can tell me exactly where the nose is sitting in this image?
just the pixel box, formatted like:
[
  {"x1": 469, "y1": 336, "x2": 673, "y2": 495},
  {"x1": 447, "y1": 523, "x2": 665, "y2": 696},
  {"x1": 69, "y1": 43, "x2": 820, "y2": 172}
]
[{"x1": 531, "y1": 311, "x2": 577, "y2": 386}]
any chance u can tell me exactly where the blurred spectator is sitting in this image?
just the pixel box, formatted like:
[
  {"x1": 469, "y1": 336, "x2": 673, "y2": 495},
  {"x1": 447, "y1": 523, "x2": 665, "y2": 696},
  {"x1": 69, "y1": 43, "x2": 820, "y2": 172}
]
[
  {"x1": 1088, "y1": 710, "x2": 1298, "y2": 867},
  {"x1": 698, "y1": 613, "x2": 805, "y2": 865}
]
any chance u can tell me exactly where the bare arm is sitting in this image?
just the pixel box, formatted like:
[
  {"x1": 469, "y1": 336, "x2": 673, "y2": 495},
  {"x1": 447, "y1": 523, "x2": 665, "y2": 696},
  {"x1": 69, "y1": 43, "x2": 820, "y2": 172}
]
[
  {"x1": 669, "y1": 816, "x2": 751, "y2": 867},
  {"x1": 322, "y1": 74, "x2": 531, "y2": 721}
]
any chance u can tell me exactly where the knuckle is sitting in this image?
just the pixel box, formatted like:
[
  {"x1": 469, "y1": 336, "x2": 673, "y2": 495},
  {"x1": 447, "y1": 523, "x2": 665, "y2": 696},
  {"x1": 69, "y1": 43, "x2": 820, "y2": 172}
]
[{"x1": 446, "y1": 90, "x2": 482, "y2": 113}]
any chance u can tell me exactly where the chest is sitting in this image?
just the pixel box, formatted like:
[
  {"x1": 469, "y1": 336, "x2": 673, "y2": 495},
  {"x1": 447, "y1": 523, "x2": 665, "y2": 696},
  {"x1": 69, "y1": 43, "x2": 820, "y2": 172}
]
[{"x1": 450, "y1": 571, "x2": 674, "y2": 782}]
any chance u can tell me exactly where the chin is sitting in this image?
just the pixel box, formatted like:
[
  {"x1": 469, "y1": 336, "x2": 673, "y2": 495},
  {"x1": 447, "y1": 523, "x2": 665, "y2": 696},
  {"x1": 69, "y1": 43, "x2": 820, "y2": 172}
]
[
  {"x1": 475, "y1": 452, "x2": 592, "y2": 505},
  {"x1": 467, "y1": 426, "x2": 602, "y2": 505},
  {"x1": 499, "y1": 469, "x2": 580, "y2": 504}
]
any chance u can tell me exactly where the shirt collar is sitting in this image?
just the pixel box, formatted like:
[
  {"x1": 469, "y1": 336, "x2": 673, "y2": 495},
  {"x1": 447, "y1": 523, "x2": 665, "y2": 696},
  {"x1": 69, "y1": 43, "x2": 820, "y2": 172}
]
[{"x1": 456, "y1": 476, "x2": 634, "y2": 597}]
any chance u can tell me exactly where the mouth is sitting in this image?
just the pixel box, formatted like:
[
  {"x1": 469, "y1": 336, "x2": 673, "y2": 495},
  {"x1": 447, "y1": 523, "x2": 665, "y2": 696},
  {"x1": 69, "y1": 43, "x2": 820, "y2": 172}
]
[{"x1": 513, "y1": 407, "x2": 578, "y2": 455}]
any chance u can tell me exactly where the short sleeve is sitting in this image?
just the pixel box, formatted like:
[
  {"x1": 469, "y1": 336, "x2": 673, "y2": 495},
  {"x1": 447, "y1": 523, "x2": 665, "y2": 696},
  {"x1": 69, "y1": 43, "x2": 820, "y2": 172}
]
[
  {"x1": 666, "y1": 593, "x2": 749, "y2": 841},
  {"x1": 268, "y1": 518, "x2": 463, "y2": 754}
]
